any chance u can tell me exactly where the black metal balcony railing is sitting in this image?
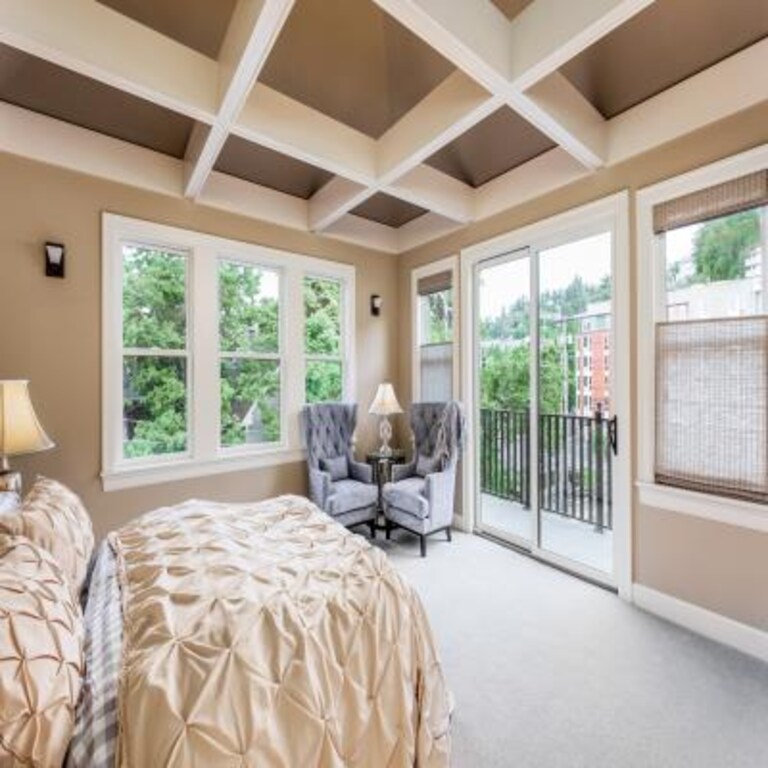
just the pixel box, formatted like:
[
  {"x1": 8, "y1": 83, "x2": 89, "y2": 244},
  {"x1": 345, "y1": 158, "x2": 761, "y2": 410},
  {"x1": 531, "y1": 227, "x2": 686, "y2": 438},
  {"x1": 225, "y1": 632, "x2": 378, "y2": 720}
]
[{"x1": 480, "y1": 408, "x2": 613, "y2": 531}]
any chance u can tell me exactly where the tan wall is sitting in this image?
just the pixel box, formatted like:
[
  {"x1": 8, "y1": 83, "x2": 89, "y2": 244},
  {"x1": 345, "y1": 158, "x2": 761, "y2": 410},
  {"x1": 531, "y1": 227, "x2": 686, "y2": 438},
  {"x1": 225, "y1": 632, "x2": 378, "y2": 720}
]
[
  {"x1": 397, "y1": 101, "x2": 768, "y2": 631},
  {"x1": 0, "y1": 152, "x2": 399, "y2": 537}
]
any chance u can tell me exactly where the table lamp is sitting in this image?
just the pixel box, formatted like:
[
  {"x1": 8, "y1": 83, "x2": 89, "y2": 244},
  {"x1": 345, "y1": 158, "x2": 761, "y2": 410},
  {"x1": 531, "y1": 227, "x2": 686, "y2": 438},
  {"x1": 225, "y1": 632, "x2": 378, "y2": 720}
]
[
  {"x1": 0, "y1": 381, "x2": 55, "y2": 494},
  {"x1": 369, "y1": 383, "x2": 402, "y2": 457}
]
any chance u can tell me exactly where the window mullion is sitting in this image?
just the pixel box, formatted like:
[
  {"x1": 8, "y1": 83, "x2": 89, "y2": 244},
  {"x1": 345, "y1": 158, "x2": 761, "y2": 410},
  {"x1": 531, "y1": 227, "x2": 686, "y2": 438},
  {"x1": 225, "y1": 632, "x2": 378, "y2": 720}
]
[
  {"x1": 285, "y1": 266, "x2": 304, "y2": 449},
  {"x1": 193, "y1": 247, "x2": 220, "y2": 462}
]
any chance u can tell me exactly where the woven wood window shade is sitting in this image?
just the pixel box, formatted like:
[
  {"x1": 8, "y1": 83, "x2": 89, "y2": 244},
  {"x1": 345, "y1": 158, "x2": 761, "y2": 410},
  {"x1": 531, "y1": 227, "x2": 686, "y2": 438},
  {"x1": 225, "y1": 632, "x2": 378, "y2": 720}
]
[
  {"x1": 655, "y1": 317, "x2": 768, "y2": 502},
  {"x1": 417, "y1": 270, "x2": 452, "y2": 296},
  {"x1": 653, "y1": 170, "x2": 768, "y2": 233}
]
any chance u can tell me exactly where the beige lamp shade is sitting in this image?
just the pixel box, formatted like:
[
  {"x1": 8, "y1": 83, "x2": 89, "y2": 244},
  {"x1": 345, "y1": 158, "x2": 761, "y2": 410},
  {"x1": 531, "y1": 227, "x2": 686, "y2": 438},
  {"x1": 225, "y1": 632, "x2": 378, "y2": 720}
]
[
  {"x1": 0, "y1": 381, "x2": 55, "y2": 457},
  {"x1": 369, "y1": 383, "x2": 403, "y2": 416}
]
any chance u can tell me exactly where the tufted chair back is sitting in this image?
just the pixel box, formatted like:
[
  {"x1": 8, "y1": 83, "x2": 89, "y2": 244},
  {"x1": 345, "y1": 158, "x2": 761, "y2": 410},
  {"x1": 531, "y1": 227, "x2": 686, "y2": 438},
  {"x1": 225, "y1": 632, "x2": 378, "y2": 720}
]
[
  {"x1": 409, "y1": 401, "x2": 465, "y2": 466},
  {"x1": 302, "y1": 403, "x2": 357, "y2": 468}
]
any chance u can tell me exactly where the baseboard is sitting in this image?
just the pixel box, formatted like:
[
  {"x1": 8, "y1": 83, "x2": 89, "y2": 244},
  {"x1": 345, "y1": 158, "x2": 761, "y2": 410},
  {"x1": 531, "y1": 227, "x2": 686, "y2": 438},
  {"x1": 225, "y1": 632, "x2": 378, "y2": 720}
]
[{"x1": 633, "y1": 584, "x2": 768, "y2": 663}]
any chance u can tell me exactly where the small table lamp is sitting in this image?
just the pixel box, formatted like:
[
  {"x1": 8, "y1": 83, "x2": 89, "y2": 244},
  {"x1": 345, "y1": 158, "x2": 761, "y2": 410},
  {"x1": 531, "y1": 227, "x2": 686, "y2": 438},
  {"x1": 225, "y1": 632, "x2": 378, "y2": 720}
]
[
  {"x1": 0, "y1": 381, "x2": 55, "y2": 494},
  {"x1": 369, "y1": 383, "x2": 403, "y2": 457}
]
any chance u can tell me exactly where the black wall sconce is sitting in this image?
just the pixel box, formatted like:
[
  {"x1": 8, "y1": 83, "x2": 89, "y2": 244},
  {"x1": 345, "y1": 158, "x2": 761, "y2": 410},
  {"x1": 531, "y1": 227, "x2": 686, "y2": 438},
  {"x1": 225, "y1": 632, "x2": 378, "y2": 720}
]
[
  {"x1": 370, "y1": 294, "x2": 382, "y2": 316},
  {"x1": 45, "y1": 242, "x2": 65, "y2": 278}
]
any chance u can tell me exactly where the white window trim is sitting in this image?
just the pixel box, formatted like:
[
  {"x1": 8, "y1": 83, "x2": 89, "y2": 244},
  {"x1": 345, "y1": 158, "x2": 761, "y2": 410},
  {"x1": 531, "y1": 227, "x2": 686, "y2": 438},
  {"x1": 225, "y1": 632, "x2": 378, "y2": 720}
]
[
  {"x1": 102, "y1": 213, "x2": 355, "y2": 491},
  {"x1": 411, "y1": 255, "x2": 460, "y2": 401},
  {"x1": 636, "y1": 143, "x2": 768, "y2": 533},
  {"x1": 459, "y1": 191, "x2": 632, "y2": 599}
]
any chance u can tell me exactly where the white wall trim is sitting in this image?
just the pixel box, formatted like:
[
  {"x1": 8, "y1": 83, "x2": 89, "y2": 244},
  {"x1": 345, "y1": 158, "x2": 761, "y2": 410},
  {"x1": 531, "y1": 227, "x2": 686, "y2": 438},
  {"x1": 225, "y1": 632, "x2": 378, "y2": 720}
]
[
  {"x1": 102, "y1": 448, "x2": 307, "y2": 492},
  {"x1": 633, "y1": 584, "x2": 768, "y2": 664},
  {"x1": 635, "y1": 144, "x2": 768, "y2": 521},
  {"x1": 637, "y1": 482, "x2": 768, "y2": 534}
]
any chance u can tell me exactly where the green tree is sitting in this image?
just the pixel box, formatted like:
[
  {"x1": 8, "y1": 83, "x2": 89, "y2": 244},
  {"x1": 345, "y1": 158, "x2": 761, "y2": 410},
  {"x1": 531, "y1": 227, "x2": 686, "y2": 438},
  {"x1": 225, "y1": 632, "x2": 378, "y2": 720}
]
[
  {"x1": 218, "y1": 262, "x2": 280, "y2": 446},
  {"x1": 304, "y1": 277, "x2": 343, "y2": 403},
  {"x1": 692, "y1": 210, "x2": 760, "y2": 282},
  {"x1": 122, "y1": 247, "x2": 188, "y2": 458}
]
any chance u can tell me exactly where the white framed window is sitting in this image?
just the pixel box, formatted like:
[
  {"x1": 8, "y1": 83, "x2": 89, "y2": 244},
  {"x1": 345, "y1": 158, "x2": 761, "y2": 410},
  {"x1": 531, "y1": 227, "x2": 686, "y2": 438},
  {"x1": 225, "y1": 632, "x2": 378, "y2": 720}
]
[
  {"x1": 102, "y1": 214, "x2": 355, "y2": 491},
  {"x1": 636, "y1": 144, "x2": 768, "y2": 532},
  {"x1": 411, "y1": 256, "x2": 459, "y2": 402}
]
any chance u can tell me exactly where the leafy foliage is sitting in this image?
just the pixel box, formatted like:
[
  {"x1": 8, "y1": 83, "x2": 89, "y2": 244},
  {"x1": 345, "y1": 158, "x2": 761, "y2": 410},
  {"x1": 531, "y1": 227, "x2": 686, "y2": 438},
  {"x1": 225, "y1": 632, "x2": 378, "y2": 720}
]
[
  {"x1": 122, "y1": 248, "x2": 188, "y2": 458},
  {"x1": 304, "y1": 277, "x2": 343, "y2": 403},
  {"x1": 691, "y1": 210, "x2": 760, "y2": 283}
]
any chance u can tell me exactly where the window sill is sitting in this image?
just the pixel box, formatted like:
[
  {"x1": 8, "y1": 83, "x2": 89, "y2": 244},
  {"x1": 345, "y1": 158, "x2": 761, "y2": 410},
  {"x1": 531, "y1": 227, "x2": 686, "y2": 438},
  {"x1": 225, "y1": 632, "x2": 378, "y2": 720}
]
[
  {"x1": 102, "y1": 447, "x2": 307, "y2": 492},
  {"x1": 636, "y1": 481, "x2": 768, "y2": 533}
]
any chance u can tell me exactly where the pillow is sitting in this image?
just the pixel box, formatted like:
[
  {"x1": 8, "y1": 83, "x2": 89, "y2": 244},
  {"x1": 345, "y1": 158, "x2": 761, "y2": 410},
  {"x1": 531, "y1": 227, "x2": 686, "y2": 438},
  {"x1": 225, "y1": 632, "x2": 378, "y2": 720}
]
[
  {"x1": 416, "y1": 453, "x2": 442, "y2": 478},
  {"x1": 320, "y1": 455, "x2": 349, "y2": 481},
  {"x1": 0, "y1": 534, "x2": 85, "y2": 767},
  {"x1": 0, "y1": 477, "x2": 95, "y2": 599},
  {"x1": 0, "y1": 492, "x2": 20, "y2": 514}
]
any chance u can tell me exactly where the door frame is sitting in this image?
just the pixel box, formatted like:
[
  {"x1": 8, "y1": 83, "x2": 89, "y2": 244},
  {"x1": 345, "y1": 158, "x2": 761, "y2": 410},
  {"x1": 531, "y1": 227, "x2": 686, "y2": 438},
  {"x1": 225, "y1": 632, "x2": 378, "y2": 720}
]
[{"x1": 460, "y1": 192, "x2": 632, "y2": 598}]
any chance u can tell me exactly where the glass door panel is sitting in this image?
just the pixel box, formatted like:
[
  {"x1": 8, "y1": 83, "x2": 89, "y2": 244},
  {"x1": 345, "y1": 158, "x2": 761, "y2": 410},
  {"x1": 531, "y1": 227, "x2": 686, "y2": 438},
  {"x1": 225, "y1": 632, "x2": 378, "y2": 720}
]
[
  {"x1": 476, "y1": 251, "x2": 532, "y2": 545},
  {"x1": 537, "y1": 232, "x2": 613, "y2": 574}
]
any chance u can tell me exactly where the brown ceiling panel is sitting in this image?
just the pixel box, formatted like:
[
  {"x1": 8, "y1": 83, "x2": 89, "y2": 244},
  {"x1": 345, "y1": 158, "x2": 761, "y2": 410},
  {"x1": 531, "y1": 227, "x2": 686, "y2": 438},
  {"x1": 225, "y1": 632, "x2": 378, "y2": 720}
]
[
  {"x1": 97, "y1": 0, "x2": 237, "y2": 59},
  {"x1": 490, "y1": 0, "x2": 534, "y2": 21},
  {"x1": 562, "y1": 0, "x2": 768, "y2": 118},
  {"x1": 0, "y1": 44, "x2": 193, "y2": 157},
  {"x1": 351, "y1": 193, "x2": 426, "y2": 228},
  {"x1": 425, "y1": 107, "x2": 555, "y2": 188},
  {"x1": 215, "y1": 135, "x2": 333, "y2": 199},
  {"x1": 259, "y1": 0, "x2": 455, "y2": 139}
]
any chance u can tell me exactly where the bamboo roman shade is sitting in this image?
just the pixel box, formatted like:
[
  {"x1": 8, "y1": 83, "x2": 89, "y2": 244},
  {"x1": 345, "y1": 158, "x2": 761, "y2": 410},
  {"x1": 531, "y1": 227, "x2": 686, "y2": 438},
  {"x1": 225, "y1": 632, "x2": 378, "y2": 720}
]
[
  {"x1": 417, "y1": 270, "x2": 452, "y2": 296},
  {"x1": 655, "y1": 317, "x2": 768, "y2": 502},
  {"x1": 653, "y1": 170, "x2": 768, "y2": 233}
]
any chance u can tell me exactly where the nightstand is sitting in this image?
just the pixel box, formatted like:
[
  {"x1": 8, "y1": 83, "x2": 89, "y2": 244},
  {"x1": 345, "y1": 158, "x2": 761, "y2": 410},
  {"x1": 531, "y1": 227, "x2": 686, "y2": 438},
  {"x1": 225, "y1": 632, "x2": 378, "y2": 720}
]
[{"x1": 366, "y1": 450, "x2": 406, "y2": 520}]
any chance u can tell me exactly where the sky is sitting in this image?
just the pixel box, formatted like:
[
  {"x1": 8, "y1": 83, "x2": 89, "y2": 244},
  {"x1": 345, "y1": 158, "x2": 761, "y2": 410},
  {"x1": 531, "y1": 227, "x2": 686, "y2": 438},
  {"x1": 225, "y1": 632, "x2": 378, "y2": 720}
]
[{"x1": 478, "y1": 231, "x2": 612, "y2": 320}]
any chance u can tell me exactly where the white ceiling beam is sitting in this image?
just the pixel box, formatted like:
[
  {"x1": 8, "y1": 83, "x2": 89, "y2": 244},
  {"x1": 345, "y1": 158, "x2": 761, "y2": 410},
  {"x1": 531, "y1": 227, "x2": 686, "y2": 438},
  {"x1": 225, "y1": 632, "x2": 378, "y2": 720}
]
[
  {"x1": 197, "y1": 170, "x2": 308, "y2": 231},
  {"x1": 309, "y1": 177, "x2": 371, "y2": 231},
  {"x1": 385, "y1": 165, "x2": 475, "y2": 223},
  {"x1": 309, "y1": 72, "x2": 494, "y2": 229},
  {"x1": 0, "y1": 0, "x2": 219, "y2": 122},
  {"x1": 397, "y1": 212, "x2": 465, "y2": 253},
  {"x1": 608, "y1": 36, "x2": 768, "y2": 165},
  {"x1": 322, "y1": 215, "x2": 400, "y2": 255},
  {"x1": 377, "y1": 72, "x2": 499, "y2": 180},
  {"x1": 509, "y1": 0, "x2": 657, "y2": 90},
  {"x1": 234, "y1": 83, "x2": 378, "y2": 184},
  {"x1": 517, "y1": 72, "x2": 608, "y2": 166},
  {"x1": 370, "y1": 0, "x2": 611, "y2": 168},
  {"x1": 475, "y1": 147, "x2": 591, "y2": 221},
  {"x1": 183, "y1": 0, "x2": 295, "y2": 198},
  {"x1": 0, "y1": 101, "x2": 184, "y2": 197}
]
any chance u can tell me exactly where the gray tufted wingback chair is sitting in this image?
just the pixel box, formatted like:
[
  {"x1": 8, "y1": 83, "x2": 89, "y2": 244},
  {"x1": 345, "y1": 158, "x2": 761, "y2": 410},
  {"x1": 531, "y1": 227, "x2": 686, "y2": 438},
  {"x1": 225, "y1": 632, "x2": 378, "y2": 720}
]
[
  {"x1": 301, "y1": 403, "x2": 378, "y2": 535},
  {"x1": 383, "y1": 401, "x2": 465, "y2": 556}
]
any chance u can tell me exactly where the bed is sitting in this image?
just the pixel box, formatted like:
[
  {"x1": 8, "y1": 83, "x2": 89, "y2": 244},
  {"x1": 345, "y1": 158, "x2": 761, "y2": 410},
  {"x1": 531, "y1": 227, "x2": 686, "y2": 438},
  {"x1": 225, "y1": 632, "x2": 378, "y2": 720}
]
[{"x1": 0, "y1": 482, "x2": 451, "y2": 767}]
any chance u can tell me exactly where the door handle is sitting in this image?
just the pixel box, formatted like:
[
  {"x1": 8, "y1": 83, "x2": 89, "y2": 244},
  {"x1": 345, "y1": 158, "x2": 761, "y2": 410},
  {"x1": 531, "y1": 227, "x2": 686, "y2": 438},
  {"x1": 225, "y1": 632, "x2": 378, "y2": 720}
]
[{"x1": 608, "y1": 416, "x2": 618, "y2": 456}]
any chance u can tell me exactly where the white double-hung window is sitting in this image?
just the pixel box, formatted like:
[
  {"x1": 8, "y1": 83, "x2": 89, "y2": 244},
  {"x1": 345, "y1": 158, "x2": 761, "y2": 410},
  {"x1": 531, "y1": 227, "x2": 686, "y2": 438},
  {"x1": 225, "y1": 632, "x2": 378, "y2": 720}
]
[
  {"x1": 103, "y1": 214, "x2": 355, "y2": 490},
  {"x1": 637, "y1": 146, "x2": 768, "y2": 526}
]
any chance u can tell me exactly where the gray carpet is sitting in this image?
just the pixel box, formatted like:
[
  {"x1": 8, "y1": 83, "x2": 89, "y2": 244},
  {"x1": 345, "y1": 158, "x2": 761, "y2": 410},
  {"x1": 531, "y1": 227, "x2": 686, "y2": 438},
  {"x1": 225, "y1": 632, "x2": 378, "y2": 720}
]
[{"x1": 377, "y1": 530, "x2": 768, "y2": 768}]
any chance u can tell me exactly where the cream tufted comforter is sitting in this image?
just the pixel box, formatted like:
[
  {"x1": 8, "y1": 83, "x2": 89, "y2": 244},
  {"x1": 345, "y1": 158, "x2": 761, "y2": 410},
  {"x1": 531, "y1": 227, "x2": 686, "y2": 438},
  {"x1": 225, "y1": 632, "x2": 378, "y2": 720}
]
[{"x1": 109, "y1": 495, "x2": 451, "y2": 767}]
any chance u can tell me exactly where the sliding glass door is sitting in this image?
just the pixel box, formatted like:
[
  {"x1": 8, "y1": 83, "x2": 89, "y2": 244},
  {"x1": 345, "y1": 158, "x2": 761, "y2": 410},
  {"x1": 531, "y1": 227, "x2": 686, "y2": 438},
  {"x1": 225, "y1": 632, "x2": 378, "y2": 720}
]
[{"x1": 474, "y1": 230, "x2": 619, "y2": 583}]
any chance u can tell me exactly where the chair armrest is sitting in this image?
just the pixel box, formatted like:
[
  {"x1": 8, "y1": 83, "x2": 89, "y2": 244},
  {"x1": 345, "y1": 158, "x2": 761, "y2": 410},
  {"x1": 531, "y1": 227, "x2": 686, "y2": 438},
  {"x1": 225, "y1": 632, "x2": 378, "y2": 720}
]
[
  {"x1": 425, "y1": 467, "x2": 457, "y2": 528},
  {"x1": 349, "y1": 459, "x2": 373, "y2": 484},
  {"x1": 392, "y1": 461, "x2": 417, "y2": 482},
  {"x1": 308, "y1": 467, "x2": 332, "y2": 509}
]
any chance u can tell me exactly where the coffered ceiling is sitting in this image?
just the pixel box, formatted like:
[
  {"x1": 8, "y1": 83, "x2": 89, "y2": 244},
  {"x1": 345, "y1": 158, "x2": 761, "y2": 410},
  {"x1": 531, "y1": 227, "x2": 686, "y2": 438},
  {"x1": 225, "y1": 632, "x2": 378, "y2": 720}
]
[{"x1": 0, "y1": 0, "x2": 766, "y2": 253}]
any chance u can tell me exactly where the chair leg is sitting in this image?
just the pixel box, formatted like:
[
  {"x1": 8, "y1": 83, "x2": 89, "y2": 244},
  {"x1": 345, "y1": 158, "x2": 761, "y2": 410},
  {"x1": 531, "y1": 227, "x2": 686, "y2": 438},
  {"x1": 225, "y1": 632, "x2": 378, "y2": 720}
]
[
  {"x1": 446, "y1": 526, "x2": 452, "y2": 542},
  {"x1": 385, "y1": 519, "x2": 391, "y2": 540},
  {"x1": 369, "y1": 520, "x2": 377, "y2": 539},
  {"x1": 420, "y1": 535, "x2": 427, "y2": 558}
]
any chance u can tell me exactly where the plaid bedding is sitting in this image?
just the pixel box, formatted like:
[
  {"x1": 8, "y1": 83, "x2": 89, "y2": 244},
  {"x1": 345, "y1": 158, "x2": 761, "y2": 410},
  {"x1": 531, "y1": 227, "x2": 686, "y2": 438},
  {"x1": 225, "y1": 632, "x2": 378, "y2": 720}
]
[{"x1": 66, "y1": 540, "x2": 122, "y2": 768}]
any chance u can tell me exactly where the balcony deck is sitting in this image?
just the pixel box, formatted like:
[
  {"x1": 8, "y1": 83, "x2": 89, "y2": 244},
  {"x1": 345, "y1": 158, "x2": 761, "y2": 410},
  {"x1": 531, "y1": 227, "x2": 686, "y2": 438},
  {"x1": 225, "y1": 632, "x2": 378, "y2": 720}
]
[{"x1": 480, "y1": 493, "x2": 613, "y2": 574}]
